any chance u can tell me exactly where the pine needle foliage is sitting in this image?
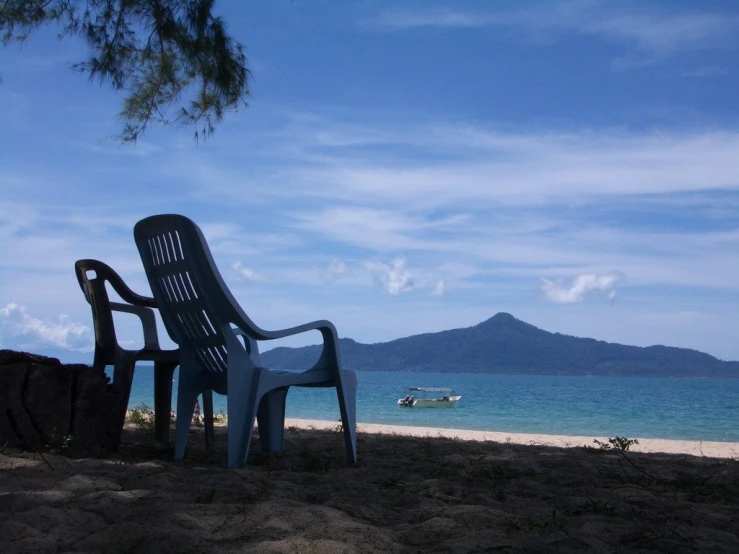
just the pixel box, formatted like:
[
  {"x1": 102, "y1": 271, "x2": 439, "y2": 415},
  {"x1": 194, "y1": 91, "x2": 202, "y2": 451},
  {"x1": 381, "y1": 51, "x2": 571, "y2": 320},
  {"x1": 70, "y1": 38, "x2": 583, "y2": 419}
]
[{"x1": 1, "y1": 0, "x2": 250, "y2": 142}]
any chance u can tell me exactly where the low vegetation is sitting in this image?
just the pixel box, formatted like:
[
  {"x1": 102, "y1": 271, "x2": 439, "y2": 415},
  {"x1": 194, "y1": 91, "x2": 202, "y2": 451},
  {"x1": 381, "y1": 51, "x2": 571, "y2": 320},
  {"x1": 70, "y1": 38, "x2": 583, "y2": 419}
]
[
  {"x1": 592, "y1": 436, "x2": 640, "y2": 451},
  {"x1": 125, "y1": 404, "x2": 227, "y2": 429}
]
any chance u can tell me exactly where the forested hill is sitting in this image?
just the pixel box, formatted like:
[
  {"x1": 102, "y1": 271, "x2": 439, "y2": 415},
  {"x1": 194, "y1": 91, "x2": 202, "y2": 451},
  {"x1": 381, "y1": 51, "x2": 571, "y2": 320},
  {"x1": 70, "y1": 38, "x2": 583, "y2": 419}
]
[{"x1": 260, "y1": 313, "x2": 739, "y2": 378}]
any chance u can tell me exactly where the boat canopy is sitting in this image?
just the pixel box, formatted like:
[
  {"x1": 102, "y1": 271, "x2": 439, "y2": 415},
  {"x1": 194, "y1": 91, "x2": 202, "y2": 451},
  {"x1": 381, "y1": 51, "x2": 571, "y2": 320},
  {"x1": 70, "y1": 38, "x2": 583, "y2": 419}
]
[{"x1": 409, "y1": 387, "x2": 453, "y2": 392}]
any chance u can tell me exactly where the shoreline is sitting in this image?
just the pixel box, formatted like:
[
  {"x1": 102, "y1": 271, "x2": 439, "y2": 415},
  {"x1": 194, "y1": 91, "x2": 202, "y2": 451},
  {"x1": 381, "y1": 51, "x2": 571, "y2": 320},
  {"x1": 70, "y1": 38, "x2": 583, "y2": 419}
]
[
  {"x1": 127, "y1": 408, "x2": 739, "y2": 458},
  {"x1": 285, "y1": 418, "x2": 739, "y2": 458}
]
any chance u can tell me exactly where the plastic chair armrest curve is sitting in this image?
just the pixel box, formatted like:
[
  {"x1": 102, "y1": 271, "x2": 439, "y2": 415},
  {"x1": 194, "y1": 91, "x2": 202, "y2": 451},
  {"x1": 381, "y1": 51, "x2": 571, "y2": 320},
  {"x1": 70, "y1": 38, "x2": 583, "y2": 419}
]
[
  {"x1": 109, "y1": 302, "x2": 161, "y2": 349},
  {"x1": 237, "y1": 319, "x2": 337, "y2": 342},
  {"x1": 104, "y1": 271, "x2": 158, "y2": 309},
  {"x1": 232, "y1": 327, "x2": 261, "y2": 366},
  {"x1": 232, "y1": 319, "x2": 341, "y2": 375}
]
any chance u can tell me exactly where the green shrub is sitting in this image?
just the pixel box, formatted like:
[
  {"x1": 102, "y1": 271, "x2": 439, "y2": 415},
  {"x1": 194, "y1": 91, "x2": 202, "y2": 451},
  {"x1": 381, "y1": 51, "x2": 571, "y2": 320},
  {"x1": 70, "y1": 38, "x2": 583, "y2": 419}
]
[{"x1": 593, "y1": 436, "x2": 639, "y2": 451}]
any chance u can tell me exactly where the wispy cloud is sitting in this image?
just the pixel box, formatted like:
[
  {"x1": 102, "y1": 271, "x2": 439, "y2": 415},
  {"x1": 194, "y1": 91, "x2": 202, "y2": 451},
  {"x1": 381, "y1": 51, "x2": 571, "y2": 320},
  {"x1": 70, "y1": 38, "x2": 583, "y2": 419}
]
[
  {"x1": 0, "y1": 303, "x2": 93, "y2": 351},
  {"x1": 373, "y1": 9, "x2": 486, "y2": 30},
  {"x1": 161, "y1": 112, "x2": 739, "y2": 298},
  {"x1": 681, "y1": 66, "x2": 730, "y2": 78},
  {"x1": 290, "y1": 206, "x2": 425, "y2": 252},
  {"x1": 217, "y1": 119, "x2": 739, "y2": 208},
  {"x1": 540, "y1": 272, "x2": 624, "y2": 304},
  {"x1": 371, "y1": 1, "x2": 739, "y2": 67},
  {"x1": 429, "y1": 279, "x2": 446, "y2": 297},
  {"x1": 327, "y1": 258, "x2": 351, "y2": 280}
]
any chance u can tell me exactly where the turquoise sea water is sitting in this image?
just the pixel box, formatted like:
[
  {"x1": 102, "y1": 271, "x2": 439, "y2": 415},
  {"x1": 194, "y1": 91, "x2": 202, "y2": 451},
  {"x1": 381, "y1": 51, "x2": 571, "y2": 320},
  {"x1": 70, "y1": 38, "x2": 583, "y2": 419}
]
[{"x1": 122, "y1": 368, "x2": 739, "y2": 443}]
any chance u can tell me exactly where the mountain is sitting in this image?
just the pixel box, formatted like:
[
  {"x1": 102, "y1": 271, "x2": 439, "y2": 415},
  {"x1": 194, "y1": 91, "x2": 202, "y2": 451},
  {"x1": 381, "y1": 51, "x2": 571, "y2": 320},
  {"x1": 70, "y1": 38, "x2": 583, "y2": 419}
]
[{"x1": 260, "y1": 313, "x2": 739, "y2": 378}]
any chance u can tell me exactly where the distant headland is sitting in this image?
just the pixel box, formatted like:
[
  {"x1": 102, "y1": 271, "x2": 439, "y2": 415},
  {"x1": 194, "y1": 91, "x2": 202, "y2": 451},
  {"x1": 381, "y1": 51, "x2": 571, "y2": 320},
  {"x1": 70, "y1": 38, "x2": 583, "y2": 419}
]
[{"x1": 261, "y1": 313, "x2": 739, "y2": 378}]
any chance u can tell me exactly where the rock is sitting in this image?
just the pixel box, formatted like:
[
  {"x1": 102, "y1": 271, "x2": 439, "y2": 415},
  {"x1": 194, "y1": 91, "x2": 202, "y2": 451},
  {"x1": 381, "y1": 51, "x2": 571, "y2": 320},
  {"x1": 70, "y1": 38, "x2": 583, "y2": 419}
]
[{"x1": 0, "y1": 350, "x2": 119, "y2": 454}]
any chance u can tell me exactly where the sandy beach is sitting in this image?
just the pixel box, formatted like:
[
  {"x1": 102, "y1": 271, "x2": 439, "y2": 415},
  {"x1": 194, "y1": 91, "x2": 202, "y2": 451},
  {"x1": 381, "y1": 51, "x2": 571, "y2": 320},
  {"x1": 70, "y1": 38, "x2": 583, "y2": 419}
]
[
  {"x1": 2, "y1": 419, "x2": 738, "y2": 553},
  {"x1": 289, "y1": 418, "x2": 739, "y2": 459}
]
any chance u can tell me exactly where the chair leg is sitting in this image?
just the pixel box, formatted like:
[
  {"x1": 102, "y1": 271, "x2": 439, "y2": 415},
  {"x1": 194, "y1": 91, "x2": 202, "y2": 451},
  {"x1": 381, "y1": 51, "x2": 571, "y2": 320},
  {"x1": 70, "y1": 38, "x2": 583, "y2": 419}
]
[
  {"x1": 227, "y1": 369, "x2": 261, "y2": 468},
  {"x1": 336, "y1": 370, "x2": 358, "y2": 463},
  {"x1": 153, "y1": 362, "x2": 177, "y2": 445},
  {"x1": 111, "y1": 356, "x2": 137, "y2": 448},
  {"x1": 202, "y1": 389, "x2": 214, "y2": 454},
  {"x1": 174, "y1": 375, "x2": 200, "y2": 461},
  {"x1": 257, "y1": 387, "x2": 289, "y2": 454}
]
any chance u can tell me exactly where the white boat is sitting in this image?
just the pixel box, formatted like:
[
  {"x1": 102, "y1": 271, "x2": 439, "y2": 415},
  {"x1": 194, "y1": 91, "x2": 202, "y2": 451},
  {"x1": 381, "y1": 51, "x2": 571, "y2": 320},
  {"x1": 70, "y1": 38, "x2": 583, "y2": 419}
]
[{"x1": 397, "y1": 387, "x2": 461, "y2": 408}]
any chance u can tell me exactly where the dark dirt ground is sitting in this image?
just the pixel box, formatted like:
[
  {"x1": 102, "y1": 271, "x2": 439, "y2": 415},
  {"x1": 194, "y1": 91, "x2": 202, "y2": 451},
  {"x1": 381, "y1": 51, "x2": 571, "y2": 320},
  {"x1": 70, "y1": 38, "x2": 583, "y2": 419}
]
[{"x1": 1, "y1": 424, "x2": 738, "y2": 553}]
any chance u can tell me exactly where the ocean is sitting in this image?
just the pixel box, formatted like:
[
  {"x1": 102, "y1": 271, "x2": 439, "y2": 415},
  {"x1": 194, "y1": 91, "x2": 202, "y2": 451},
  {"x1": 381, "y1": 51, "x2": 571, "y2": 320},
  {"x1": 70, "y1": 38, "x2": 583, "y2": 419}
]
[{"x1": 121, "y1": 368, "x2": 739, "y2": 443}]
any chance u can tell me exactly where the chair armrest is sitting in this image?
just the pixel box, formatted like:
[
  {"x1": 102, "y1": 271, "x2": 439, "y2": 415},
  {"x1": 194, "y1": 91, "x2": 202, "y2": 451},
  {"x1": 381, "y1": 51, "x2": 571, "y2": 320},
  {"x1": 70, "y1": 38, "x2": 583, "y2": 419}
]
[
  {"x1": 222, "y1": 290, "x2": 341, "y2": 372},
  {"x1": 242, "y1": 319, "x2": 337, "y2": 341},
  {"x1": 233, "y1": 320, "x2": 341, "y2": 373},
  {"x1": 76, "y1": 259, "x2": 157, "y2": 308},
  {"x1": 232, "y1": 328, "x2": 261, "y2": 366},
  {"x1": 109, "y1": 302, "x2": 161, "y2": 350},
  {"x1": 104, "y1": 269, "x2": 157, "y2": 308}
]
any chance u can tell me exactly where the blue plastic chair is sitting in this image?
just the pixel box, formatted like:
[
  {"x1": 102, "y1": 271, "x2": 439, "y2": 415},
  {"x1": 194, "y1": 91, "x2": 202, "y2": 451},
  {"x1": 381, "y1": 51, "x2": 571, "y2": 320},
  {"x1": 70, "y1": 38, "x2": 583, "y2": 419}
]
[
  {"x1": 133, "y1": 214, "x2": 357, "y2": 467},
  {"x1": 74, "y1": 259, "x2": 214, "y2": 449}
]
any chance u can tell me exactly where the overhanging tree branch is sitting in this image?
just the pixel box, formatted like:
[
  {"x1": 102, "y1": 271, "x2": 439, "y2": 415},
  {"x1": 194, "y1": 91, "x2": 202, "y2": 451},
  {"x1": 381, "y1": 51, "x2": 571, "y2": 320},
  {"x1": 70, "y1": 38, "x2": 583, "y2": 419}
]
[{"x1": 0, "y1": 0, "x2": 250, "y2": 142}]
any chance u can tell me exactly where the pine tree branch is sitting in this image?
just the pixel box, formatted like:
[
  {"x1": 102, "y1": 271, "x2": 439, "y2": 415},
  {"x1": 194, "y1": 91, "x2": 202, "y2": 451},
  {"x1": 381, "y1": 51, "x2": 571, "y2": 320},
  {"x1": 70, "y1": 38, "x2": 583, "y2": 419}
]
[{"x1": 1, "y1": 0, "x2": 250, "y2": 142}]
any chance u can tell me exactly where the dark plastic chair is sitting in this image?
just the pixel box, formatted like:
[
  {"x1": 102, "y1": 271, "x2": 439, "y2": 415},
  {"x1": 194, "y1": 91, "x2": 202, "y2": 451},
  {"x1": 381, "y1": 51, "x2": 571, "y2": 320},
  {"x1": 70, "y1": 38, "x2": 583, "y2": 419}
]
[
  {"x1": 75, "y1": 259, "x2": 214, "y2": 449},
  {"x1": 133, "y1": 214, "x2": 357, "y2": 467}
]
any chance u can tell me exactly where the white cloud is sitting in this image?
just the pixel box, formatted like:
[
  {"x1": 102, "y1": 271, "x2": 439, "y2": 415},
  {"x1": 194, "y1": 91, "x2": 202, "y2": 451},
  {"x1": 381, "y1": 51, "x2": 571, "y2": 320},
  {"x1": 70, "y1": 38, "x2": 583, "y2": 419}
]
[
  {"x1": 430, "y1": 279, "x2": 446, "y2": 297},
  {"x1": 592, "y1": 10, "x2": 738, "y2": 67},
  {"x1": 291, "y1": 206, "x2": 422, "y2": 250},
  {"x1": 0, "y1": 303, "x2": 93, "y2": 351},
  {"x1": 540, "y1": 272, "x2": 624, "y2": 304},
  {"x1": 373, "y1": 9, "x2": 485, "y2": 30},
  {"x1": 246, "y1": 124, "x2": 739, "y2": 211},
  {"x1": 328, "y1": 258, "x2": 351, "y2": 280},
  {"x1": 231, "y1": 262, "x2": 270, "y2": 283},
  {"x1": 681, "y1": 66, "x2": 730, "y2": 78},
  {"x1": 372, "y1": 2, "x2": 739, "y2": 66},
  {"x1": 364, "y1": 257, "x2": 414, "y2": 295},
  {"x1": 199, "y1": 222, "x2": 245, "y2": 242}
]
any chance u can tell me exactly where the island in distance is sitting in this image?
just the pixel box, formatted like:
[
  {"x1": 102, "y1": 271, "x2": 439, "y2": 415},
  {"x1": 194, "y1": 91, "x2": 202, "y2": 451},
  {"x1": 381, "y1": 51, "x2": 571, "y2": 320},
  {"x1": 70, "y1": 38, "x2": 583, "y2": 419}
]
[{"x1": 261, "y1": 313, "x2": 739, "y2": 378}]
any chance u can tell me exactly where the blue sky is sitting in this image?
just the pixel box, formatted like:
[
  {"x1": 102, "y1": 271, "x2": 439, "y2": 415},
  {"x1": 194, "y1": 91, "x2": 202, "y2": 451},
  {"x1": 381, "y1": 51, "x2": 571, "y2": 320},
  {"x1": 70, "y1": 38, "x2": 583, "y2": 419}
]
[{"x1": 1, "y1": 0, "x2": 739, "y2": 363}]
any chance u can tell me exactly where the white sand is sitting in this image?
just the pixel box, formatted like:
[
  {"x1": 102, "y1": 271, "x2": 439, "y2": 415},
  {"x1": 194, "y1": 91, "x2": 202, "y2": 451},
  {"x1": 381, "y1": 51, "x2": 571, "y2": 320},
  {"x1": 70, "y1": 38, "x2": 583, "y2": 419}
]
[{"x1": 286, "y1": 418, "x2": 739, "y2": 459}]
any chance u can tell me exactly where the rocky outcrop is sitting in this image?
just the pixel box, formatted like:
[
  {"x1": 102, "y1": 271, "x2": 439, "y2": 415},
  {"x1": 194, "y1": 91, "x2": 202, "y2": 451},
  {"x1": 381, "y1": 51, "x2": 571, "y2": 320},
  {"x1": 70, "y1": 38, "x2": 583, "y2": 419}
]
[{"x1": 0, "y1": 350, "x2": 119, "y2": 454}]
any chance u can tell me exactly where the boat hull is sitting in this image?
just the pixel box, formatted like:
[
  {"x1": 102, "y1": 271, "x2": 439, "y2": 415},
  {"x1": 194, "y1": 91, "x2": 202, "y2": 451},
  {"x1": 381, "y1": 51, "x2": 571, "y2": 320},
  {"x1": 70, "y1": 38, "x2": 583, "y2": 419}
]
[{"x1": 398, "y1": 395, "x2": 461, "y2": 408}]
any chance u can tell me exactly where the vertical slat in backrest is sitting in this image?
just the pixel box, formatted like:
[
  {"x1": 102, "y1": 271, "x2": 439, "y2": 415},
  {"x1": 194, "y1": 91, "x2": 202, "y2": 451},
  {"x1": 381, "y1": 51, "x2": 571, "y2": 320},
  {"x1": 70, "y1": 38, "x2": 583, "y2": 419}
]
[{"x1": 134, "y1": 217, "x2": 228, "y2": 376}]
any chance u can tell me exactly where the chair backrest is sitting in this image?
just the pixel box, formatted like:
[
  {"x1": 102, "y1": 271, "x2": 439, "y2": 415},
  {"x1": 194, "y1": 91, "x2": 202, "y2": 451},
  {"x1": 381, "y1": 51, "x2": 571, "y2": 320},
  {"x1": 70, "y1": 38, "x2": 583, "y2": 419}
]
[
  {"x1": 133, "y1": 214, "x2": 256, "y2": 384},
  {"x1": 74, "y1": 259, "x2": 120, "y2": 365}
]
